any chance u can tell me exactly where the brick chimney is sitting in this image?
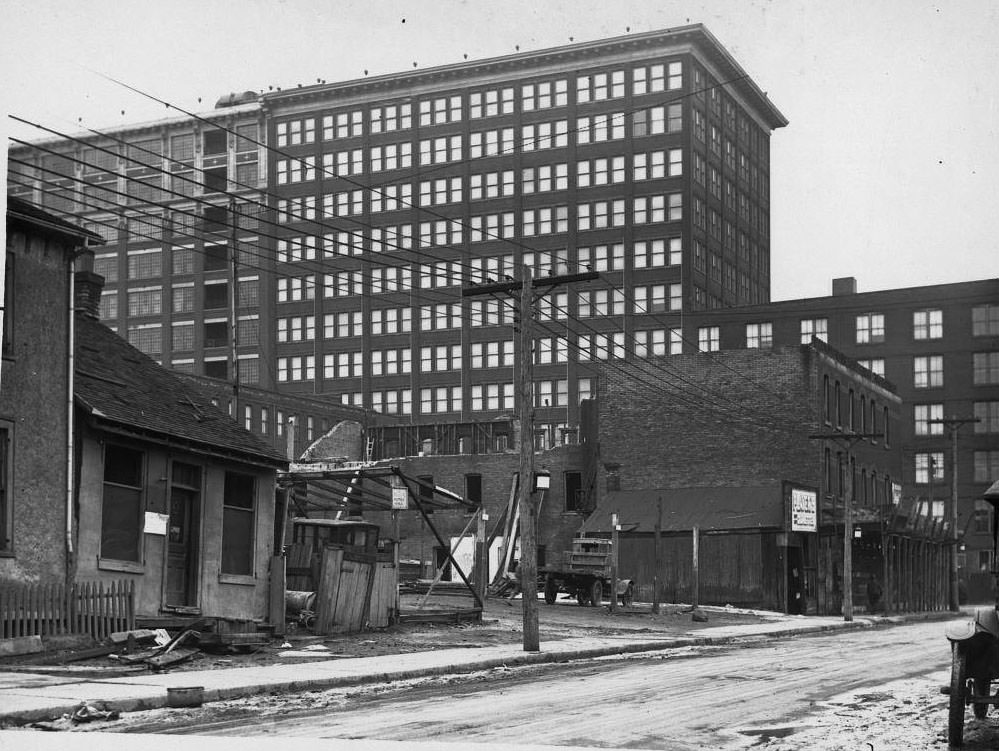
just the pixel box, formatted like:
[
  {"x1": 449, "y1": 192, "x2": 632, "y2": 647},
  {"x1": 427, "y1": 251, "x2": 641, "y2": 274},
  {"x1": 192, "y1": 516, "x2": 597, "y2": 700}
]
[
  {"x1": 831, "y1": 276, "x2": 858, "y2": 296},
  {"x1": 73, "y1": 248, "x2": 105, "y2": 320}
]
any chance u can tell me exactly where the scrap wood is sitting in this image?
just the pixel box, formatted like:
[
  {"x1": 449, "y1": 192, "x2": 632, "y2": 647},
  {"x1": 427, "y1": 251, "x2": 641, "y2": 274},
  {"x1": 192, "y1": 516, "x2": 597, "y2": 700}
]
[{"x1": 144, "y1": 646, "x2": 199, "y2": 670}]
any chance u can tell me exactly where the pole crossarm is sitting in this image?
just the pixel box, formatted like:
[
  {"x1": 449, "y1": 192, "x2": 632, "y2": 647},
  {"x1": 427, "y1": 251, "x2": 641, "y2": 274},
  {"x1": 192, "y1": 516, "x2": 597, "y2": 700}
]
[
  {"x1": 808, "y1": 432, "x2": 883, "y2": 446},
  {"x1": 460, "y1": 271, "x2": 600, "y2": 298}
]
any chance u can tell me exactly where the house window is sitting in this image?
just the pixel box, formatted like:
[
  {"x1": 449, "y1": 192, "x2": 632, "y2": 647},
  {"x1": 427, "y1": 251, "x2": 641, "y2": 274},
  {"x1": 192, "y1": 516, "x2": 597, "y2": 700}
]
[
  {"x1": 101, "y1": 445, "x2": 144, "y2": 563},
  {"x1": 914, "y1": 404, "x2": 944, "y2": 436},
  {"x1": 914, "y1": 355, "x2": 944, "y2": 388},
  {"x1": 973, "y1": 352, "x2": 999, "y2": 385},
  {"x1": 746, "y1": 322, "x2": 773, "y2": 349},
  {"x1": 914, "y1": 452, "x2": 944, "y2": 484},
  {"x1": 974, "y1": 401, "x2": 999, "y2": 433},
  {"x1": 698, "y1": 326, "x2": 719, "y2": 352},
  {"x1": 0, "y1": 423, "x2": 11, "y2": 551},
  {"x1": 913, "y1": 309, "x2": 943, "y2": 340},
  {"x1": 221, "y1": 471, "x2": 255, "y2": 576},
  {"x1": 975, "y1": 451, "x2": 999, "y2": 483},
  {"x1": 564, "y1": 471, "x2": 583, "y2": 512},
  {"x1": 800, "y1": 318, "x2": 828, "y2": 344},
  {"x1": 856, "y1": 313, "x2": 885, "y2": 344},
  {"x1": 972, "y1": 305, "x2": 999, "y2": 336},
  {"x1": 974, "y1": 500, "x2": 994, "y2": 534}
]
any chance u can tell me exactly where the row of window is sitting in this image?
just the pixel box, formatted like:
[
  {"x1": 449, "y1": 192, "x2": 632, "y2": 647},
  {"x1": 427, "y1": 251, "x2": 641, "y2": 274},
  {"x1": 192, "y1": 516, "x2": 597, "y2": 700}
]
[
  {"x1": 277, "y1": 107, "x2": 683, "y2": 168},
  {"x1": 334, "y1": 377, "x2": 600, "y2": 416},
  {"x1": 273, "y1": 326, "x2": 682, "y2": 384},
  {"x1": 914, "y1": 451, "x2": 999, "y2": 485},
  {"x1": 275, "y1": 65, "x2": 686, "y2": 146},
  {"x1": 915, "y1": 402, "x2": 999, "y2": 436}
]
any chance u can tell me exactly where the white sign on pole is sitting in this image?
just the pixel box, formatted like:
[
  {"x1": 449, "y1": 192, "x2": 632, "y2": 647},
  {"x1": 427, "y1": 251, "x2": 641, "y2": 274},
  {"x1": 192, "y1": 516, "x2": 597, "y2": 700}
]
[
  {"x1": 391, "y1": 487, "x2": 409, "y2": 510},
  {"x1": 790, "y1": 488, "x2": 817, "y2": 532}
]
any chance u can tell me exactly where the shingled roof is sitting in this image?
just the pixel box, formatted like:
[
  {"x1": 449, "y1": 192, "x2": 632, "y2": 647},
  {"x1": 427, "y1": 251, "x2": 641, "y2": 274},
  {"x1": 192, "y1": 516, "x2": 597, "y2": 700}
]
[{"x1": 75, "y1": 316, "x2": 286, "y2": 468}]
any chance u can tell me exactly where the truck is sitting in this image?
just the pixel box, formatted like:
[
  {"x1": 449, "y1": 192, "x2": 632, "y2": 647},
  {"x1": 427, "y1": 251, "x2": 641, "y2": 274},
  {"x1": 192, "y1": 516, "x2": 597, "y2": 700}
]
[{"x1": 540, "y1": 537, "x2": 634, "y2": 607}]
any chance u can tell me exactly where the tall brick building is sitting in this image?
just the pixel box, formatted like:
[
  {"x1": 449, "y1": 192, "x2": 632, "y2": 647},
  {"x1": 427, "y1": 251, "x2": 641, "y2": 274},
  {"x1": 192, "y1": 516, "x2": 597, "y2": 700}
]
[{"x1": 6, "y1": 24, "x2": 787, "y2": 449}]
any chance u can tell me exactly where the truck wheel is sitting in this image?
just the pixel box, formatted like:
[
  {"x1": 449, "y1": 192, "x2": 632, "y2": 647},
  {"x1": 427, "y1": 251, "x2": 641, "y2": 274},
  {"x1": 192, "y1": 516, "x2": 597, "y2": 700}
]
[
  {"x1": 949, "y1": 642, "x2": 967, "y2": 746},
  {"x1": 973, "y1": 677, "x2": 990, "y2": 719},
  {"x1": 544, "y1": 576, "x2": 558, "y2": 605},
  {"x1": 590, "y1": 580, "x2": 603, "y2": 607}
]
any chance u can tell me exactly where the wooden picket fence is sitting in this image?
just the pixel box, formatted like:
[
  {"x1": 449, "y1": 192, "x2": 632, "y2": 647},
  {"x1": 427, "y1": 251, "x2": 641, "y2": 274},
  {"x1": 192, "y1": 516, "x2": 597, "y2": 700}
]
[{"x1": 0, "y1": 579, "x2": 135, "y2": 641}]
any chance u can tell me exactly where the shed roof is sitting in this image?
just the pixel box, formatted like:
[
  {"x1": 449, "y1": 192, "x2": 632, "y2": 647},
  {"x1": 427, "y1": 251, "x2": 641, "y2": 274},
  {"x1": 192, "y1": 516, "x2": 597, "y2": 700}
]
[
  {"x1": 579, "y1": 484, "x2": 785, "y2": 535},
  {"x1": 74, "y1": 316, "x2": 286, "y2": 468}
]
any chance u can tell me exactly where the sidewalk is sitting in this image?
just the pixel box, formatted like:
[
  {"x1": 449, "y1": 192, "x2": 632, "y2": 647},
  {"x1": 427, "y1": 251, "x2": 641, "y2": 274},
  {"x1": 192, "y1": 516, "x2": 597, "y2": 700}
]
[{"x1": 0, "y1": 608, "x2": 958, "y2": 728}]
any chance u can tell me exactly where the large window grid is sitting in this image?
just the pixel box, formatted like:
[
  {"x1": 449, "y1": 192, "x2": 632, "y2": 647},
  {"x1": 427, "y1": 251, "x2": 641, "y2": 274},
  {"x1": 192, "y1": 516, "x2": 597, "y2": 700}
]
[
  {"x1": 323, "y1": 310, "x2": 362, "y2": 339},
  {"x1": 371, "y1": 348, "x2": 412, "y2": 376},
  {"x1": 471, "y1": 170, "x2": 516, "y2": 200},
  {"x1": 521, "y1": 121, "x2": 569, "y2": 151},
  {"x1": 421, "y1": 387, "x2": 462, "y2": 415},
  {"x1": 369, "y1": 142, "x2": 413, "y2": 172},
  {"x1": 577, "y1": 200, "x2": 626, "y2": 231},
  {"x1": 633, "y1": 238, "x2": 681, "y2": 268},
  {"x1": 913, "y1": 309, "x2": 943, "y2": 340},
  {"x1": 578, "y1": 156, "x2": 625, "y2": 187},
  {"x1": 856, "y1": 313, "x2": 885, "y2": 344},
  {"x1": 523, "y1": 164, "x2": 568, "y2": 194},
  {"x1": 913, "y1": 355, "x2": 944, "y2": 388},
  {"x1": 470, "y1": 88, "x2": 515, "y2": 118},
  {"x1": 578, "y1": 243, "x2": 624, "y2": 271},
  {"x1": 578, "y1": 333, "x2": 625, "y2": 361},
  {"x1": 576, "y1": 113, "x2": 626, "y2": 144},
  {"x1": 471, "y1": 383, "x2": 514, "y2": 411},
  {"x1": 578, "y1": 289, "x2": 625, "y2": 318},
  {"x1": 470, "y1": 340, "x2": 514, "y2": 369},
  {"x1": 521, "y1": 80, "x2": 568, "y2": 111},
  {"x1": 634, "y1": 194, "x2": 682, "y2": 224}
]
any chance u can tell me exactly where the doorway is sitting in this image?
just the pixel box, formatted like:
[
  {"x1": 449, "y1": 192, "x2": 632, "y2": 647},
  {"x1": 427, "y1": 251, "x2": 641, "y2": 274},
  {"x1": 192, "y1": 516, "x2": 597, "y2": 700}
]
[{"x1": 165, "y1": 462, "x2": 201, "y2": 609}]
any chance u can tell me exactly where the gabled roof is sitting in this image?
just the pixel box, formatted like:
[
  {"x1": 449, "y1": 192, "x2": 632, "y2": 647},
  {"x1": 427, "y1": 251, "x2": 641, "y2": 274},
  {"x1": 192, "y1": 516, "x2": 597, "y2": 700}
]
[
  {"x1": 579, "y1": 484, "x2": 785, "y2": 535},
  {"x1": 74, "y1": 316, "x2": 286, "y2": 468},
  {"x1": 7, "y1": 196, "x2": 104, "y2": 246}
]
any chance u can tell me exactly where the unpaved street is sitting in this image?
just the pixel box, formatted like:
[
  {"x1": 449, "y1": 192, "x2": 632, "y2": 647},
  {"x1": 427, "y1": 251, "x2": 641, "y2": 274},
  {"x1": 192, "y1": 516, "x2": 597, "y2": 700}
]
[{"x1": 110, "y1": 619, "x2": 999, "y2": 749}]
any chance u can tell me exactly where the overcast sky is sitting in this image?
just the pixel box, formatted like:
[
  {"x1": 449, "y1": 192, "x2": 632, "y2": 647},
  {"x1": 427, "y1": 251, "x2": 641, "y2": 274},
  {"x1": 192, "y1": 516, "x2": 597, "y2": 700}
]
[{"x1": 2, "y1": 0, "x2": 996, "y2": 301}]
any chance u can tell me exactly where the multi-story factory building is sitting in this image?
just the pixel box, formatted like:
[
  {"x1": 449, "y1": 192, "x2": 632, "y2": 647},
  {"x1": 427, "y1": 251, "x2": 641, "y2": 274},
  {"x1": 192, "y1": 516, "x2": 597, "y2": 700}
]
[{"x1": 7, "y1": 24, "x2": 788, "y2": 448}]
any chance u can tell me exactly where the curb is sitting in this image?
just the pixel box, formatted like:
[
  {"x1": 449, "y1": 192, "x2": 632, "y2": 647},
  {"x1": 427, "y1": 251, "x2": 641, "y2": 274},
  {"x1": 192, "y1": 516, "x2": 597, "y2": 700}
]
[{"x1": 0, "y1": 616, "x2": 889, "y2": 727}]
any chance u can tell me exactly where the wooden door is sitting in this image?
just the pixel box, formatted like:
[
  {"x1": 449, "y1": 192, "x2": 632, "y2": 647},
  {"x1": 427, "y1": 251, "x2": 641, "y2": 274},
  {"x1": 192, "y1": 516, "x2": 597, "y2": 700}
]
[{"x1": 166, "y1": 463, "x2": 201, "y2": 609}]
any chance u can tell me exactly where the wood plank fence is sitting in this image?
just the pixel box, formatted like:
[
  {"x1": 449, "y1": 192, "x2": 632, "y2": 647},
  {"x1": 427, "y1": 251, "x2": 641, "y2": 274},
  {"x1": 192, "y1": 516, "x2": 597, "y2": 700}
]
[{"x1": 0, "y1": 580, "x2": 135, "y2": 641}]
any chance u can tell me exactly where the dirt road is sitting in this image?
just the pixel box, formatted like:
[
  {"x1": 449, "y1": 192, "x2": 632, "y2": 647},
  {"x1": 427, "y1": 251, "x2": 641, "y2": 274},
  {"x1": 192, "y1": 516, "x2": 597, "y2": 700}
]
[{"x1": 105, "y1": 619, "x2": 999, "y2": 749}]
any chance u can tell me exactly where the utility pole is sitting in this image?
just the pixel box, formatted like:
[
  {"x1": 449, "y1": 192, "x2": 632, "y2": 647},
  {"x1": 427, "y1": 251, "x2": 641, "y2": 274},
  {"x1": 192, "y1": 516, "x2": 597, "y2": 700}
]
[
  {"x1": 810, "y1": 432, "x2": 881, "y2": 622},
  {"x1": 516, "y1": 264, "x2": 539, "y2": 650},
  {"x1": 228, "y1": 196, "x2": 240, "y2": 418},
  {"x1": 652, "y1": 496, "x2": 662, "y2": 615},
  {"x1": 930, "y1": 416, "x2": 980, "y2": 612},
  {"x1": 463, "y1": 267, "x2": 598, "y2": 652}
]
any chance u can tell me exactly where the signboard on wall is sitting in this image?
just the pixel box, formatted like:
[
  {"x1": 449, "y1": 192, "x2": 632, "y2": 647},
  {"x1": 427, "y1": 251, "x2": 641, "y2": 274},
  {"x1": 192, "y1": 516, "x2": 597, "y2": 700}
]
[
  {"x1": 391, "y1": 487, "x2": 409, "y2": 510},
  {"x1": 790, "y1": 488, "x2": 818, "y2": 532}
]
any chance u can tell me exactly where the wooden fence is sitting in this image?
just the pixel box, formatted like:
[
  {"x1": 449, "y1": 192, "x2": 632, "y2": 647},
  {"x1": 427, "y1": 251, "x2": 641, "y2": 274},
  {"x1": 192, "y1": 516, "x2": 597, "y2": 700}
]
[{"x1": 0, "y1": 580, "x2": 135, "y2": 641}]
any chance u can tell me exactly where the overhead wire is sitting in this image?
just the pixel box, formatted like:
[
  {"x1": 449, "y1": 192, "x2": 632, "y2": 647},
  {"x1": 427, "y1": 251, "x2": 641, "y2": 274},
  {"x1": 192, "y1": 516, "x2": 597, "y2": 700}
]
[{"x1": 8, "y1": 65, "x2": 810, "y2": 433}]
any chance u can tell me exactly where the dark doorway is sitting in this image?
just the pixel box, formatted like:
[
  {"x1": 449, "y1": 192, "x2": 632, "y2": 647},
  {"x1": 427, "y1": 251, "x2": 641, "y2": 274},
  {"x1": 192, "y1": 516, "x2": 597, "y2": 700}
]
[{"x1": 166, "y1": 462, "x2": 201, "y2": 609}]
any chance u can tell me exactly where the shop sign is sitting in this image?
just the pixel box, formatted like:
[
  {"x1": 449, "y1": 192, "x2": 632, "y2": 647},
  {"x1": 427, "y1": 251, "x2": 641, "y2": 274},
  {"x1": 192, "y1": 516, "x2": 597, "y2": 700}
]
[{"x1": 790, "y1": 488, "x2": 817, "y2": 532}]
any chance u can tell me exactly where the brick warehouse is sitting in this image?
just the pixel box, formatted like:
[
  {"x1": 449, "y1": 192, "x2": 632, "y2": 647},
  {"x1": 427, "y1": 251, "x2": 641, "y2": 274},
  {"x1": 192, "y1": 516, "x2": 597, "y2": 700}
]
[
  {"x1": 6, "y1": 24, "x2": 787, "y2": 450},
  {"x1": 581, "y1": 341, "x2": 949, "y2": 615},
  {"x1": 681, "y1": 277, "x2": 999, "y2": 602}
]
